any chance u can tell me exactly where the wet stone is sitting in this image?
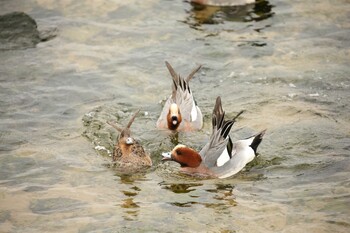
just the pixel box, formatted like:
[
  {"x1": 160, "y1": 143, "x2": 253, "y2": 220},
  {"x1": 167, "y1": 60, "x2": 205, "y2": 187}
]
[{"x1": 0, "y1": 12, "x2": 56, "y2": 50}]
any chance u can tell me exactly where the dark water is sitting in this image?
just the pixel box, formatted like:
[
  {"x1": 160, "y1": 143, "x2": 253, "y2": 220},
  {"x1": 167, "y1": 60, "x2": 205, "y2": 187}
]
[{"x1": 1, "y1": 0, "x2": 349, "y2": 232}]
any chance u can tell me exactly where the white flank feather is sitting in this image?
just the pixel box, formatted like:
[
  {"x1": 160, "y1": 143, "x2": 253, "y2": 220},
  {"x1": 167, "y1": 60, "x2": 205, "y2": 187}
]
[
  {"x1": 216, "y1": 147, "x2": 230, "y2": 167},
  {"x1": 190, "y1": 99, "x2": 197, "y2": 122}
]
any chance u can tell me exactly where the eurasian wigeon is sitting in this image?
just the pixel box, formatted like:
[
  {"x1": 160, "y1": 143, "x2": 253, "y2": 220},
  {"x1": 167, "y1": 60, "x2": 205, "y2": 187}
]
[
  {"x1": 162, "y1": 96, "x2": 266, "y2": 179},
  {"x1": 107, "y1": 110, "x2": 152, "y2": 170},
  {"x1": 156, "y1": 61, "x2": 203, "y2": 132}
]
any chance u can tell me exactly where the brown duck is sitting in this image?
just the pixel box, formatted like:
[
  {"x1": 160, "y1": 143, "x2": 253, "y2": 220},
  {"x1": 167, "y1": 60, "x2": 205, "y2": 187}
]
[{"x1": 107, "y1": 110, "x2": 152, "y2": 170}]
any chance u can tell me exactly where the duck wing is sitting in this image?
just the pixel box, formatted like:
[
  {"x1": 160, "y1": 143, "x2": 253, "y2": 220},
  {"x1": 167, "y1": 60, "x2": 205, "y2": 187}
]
[
  {"x1": 131, "y1": 141, "x2": 152, "y2": 166},
  {"x1": 200, "y1": 97, "x2": 242, "y2": 168},
  {"x1": 210, "y1": 130, "x2": 266, "y2": 178}
]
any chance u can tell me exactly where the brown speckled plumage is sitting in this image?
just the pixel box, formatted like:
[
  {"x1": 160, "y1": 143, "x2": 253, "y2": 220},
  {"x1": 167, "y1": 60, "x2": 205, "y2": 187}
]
[
  {"x1": 112, "y1": 146, "x2": 123, "y2": 161},
  {"x1": 108, "y1": 110, "x2": 152, "y2": 170},
  {"x1": 113, "y1": 140, "x2": 152, "y2": 167}
]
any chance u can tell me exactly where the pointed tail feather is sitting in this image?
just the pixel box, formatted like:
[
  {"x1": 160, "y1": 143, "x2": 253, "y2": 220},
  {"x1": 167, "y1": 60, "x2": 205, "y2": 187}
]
[
  {"x1": 185, "y1": 64, "x2": 202, "y2": 82},
  {"x1": 165, "y1": 61, "x2": 178, "y2": 82},
  {"x1": 221, "y1": 110, "x2": 243, "y2": 139},
  {"x1": 165, "y1": 61, "x2": 179, "y2": 98},
  {"x1": 232, "y1": 110, "x2": 244, "y2": 122},
  {"x1": 250, "y1": 129, "x2": 266, "y2": 155},
  {"x1": 212, "y1": 97, "x2": 244, "y2": 139},
  {"x1": 107, "y1": 120, "x2": 123, "y2": 132},
  {"x1": 212, "y1": 96, "x2": 225, "y2": 130},
  {"x1": 126, "y1": 109, "x2": 140, "y2": 129}
]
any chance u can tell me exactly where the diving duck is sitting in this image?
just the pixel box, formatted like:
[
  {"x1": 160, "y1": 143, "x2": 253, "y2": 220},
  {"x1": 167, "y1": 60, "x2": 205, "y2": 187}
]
[
  {"x1": 156, "y1": 61, "x2": 203, "y2": 132},
  {"x1": 107, "y1": 110, "x2": 152, "y2": 169},
  {"x1": 162, "y1": 96, "x2": 265, "y2": 178}
]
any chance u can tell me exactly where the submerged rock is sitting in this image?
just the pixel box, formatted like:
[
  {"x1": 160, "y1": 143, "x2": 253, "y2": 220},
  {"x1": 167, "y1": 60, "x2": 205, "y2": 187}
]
[
  {"x1": 30, "y1": 198, "x2": 84, "y2": 214},
  {"x1": 0, "y1": 12, "x2": 56, "y2": 50}
]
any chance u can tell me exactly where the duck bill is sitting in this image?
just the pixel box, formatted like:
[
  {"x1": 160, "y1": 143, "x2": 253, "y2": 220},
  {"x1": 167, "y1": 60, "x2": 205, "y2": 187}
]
[{"x1": 161, "y1": 152, "x2": 172, "y2": 161}]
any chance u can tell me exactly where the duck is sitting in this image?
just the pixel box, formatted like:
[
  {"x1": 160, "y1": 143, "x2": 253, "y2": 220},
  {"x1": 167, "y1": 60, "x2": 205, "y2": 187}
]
[
  {"x1": 162, "y1": 96, "x2": 266, "y2": 179},
  {"x1": 156, "y1": 61, "x2": 203, "y2": 132},
  {"x1": 107, "y1": 109, "x2": 152, "y2": 170}
]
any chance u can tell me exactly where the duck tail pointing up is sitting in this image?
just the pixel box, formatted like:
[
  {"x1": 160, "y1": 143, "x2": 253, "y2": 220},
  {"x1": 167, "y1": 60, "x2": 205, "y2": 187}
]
[
  {"x1": 250, "y1": 129, "x2": 266, "y2": 155},
  {"x1": 185, "y1": 64, "x2": 201, "y2": 82},
  {"x1": 126, "y1": 109, "x2": 140, "y2": 129},
  {"x1": 212, "y1": 97, "x2": 245, "y2": 139},
  {"x1": 165, "y1": 61, "x2": 179, "y2": 98},
  {"x1": 107, "y1": 120, "x2": 123, "y2": 132},
  {"x1": 232, "y1": 110, "x2": 244, "y2": 122},
  {"x1": 165, "y1": 61, "x2": 178, "y2": 82},
  {"x1": 212, "y1": 96, "x2": 225, "y2": 130}
]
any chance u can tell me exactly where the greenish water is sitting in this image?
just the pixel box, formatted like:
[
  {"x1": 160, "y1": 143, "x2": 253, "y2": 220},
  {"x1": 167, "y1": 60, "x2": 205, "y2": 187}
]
[{"x1": 1, "y1": 0, "x2": 349, "y2": 232}]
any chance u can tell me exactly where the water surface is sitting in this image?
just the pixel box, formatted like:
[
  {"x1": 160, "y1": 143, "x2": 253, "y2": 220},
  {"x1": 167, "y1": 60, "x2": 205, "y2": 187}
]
[{"x1": 0, "y1": 0, "x2": 349, "y2": 232}]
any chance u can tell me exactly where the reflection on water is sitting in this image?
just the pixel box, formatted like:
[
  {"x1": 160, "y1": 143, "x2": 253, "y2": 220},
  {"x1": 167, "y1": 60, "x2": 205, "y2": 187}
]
[
  {"x1": 1, "y1": 0, "x2": 350, "y2": 232},
  {"x1": 205, "y1": 184, "x2": 238, "y2": 212},
  {"x1": 169, "y1": 132, "x2": 180, "y2": 146},
  {"x1": 187, "y1": 0, "x2": 274, "y2": 27},
  {"x1": 118, "y1": 174, "x2": 145, "y2": 221},
  {"x1": 121, "y1": 198, "x2": 139, "y2": 221},
  {"x1": 160, "y1": 182, "x2": 237, "y2": 212},
  {"x1": 160, "y1": 182, "x2": 203, "y2": 193}
]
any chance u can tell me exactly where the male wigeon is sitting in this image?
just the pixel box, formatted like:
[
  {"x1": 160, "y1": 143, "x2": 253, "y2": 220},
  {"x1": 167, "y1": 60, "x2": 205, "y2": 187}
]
[
  {"x1": 156, "y1": 61, "x2": 203, "y2": 132},
  {"x1": 162, "y1": 96, "x2": 265, "y2": 179},
  {"x1": 107, "y1": 110, "x2": 152, "y2": 169}
]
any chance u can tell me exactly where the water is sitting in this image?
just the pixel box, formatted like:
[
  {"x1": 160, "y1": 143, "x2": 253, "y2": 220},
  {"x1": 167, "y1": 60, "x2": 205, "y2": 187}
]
[{"x1": 1, "y1": 0, "x2": 349, "y2": 232}]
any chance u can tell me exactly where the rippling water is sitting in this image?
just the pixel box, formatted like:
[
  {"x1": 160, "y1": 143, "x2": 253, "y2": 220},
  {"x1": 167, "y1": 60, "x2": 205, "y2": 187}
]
[{"x1": 1, "y1": 0, "x2": 349, "y2": 232}]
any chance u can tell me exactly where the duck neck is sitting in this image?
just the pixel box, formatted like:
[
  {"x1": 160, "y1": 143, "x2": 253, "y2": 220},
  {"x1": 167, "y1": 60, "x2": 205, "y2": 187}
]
[{"x1": 119, "y1": 142, "x2": 132, "y2": 156}]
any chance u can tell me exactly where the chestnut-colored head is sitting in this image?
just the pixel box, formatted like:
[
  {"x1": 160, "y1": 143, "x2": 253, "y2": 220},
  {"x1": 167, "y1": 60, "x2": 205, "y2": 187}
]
[
  {"x1": 163, "y1": 145, "x2": 202, "y2": 168},
  {"x1": 167, "y1": 103, "x2": 182, "y2": 130}
]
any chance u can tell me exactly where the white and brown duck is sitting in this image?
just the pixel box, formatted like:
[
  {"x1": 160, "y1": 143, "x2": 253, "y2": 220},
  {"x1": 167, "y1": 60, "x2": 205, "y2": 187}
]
[{"x1": 157, "y1": 61, "x2": 203, "y2": 132}]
